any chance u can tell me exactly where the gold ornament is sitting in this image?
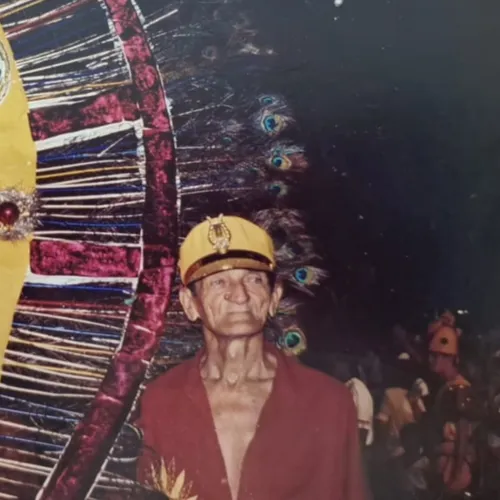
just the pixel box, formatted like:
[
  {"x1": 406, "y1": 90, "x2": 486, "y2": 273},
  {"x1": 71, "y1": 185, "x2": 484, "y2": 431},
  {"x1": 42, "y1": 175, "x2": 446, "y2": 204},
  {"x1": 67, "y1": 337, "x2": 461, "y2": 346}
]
[
  {"x1": 206, "y1": 214, "x2": 231, "y2": 254},
  {"x1": 0, "y1": 189, "x2": 38, "y2": 241}
]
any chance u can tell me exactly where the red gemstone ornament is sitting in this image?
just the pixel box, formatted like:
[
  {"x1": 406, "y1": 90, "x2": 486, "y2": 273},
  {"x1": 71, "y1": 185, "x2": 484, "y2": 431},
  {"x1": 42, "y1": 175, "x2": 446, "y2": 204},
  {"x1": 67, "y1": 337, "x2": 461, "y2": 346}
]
[{"x1": 0, "y1": 201, "x2": 21, "y2": 226}]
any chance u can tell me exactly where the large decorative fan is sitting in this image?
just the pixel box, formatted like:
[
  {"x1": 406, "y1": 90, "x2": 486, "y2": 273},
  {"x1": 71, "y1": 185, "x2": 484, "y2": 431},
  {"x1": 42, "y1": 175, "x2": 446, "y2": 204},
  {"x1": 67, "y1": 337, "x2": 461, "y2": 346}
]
[{"x1": 0, "y1": 1, "x2": 326, "y2": 498}]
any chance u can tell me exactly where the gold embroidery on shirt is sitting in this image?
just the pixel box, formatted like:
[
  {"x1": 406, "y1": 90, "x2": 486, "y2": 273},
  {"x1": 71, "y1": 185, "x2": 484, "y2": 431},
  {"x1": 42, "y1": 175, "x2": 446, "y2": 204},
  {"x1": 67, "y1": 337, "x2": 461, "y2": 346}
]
[{"x1": 149, "y1": 457, "x2": 198, "y2": 500}]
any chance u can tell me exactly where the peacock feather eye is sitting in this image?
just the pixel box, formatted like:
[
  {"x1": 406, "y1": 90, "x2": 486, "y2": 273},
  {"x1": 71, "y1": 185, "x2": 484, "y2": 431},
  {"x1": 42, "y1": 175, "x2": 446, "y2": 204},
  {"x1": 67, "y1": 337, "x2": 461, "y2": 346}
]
[
  {"x1": 268, "y1": 150, "x2": 292, "y2": 170},
  {"x1": 282, "y1": 328, "x2": 307, "y2": 356},
  {"x1": 286, "y1": 330, "x2": 301, "y2": 347},
  {"x1": 293, "y1": 266, "x2": 319, "y2": 285},
  {"x1": 248, "y1": 166, "x2": 260, "y2": 178},
  {"x1": 201, "y1": 45, "x2": 218, "y2": 61},
  {"x1": 294, "y1": 267, "x2": 309, "y2": 283},
  {"x1": 260, "y1": 111, "x2": 284, "y2": 136},
  {"x1": 259, "y1": 94, "x2": 277, "y2": 106},
  {"x1": 268, "y1": 181, "x2": 288, "y2": 197}
]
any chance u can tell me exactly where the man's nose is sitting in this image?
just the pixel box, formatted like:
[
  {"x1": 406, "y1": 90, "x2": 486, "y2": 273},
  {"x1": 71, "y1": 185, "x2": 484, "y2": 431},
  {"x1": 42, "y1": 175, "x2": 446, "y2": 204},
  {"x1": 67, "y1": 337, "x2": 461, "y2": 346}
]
[{"x1": 227, "y1": 281, "x2": 250, "y2": 303}]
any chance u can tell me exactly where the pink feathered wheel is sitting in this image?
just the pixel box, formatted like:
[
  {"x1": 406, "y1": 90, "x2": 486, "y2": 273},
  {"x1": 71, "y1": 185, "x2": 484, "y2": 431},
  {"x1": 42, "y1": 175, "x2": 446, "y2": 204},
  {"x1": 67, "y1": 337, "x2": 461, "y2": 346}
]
[{"x1": 0, "y1": 1, "x2": 325, "y2": 498}]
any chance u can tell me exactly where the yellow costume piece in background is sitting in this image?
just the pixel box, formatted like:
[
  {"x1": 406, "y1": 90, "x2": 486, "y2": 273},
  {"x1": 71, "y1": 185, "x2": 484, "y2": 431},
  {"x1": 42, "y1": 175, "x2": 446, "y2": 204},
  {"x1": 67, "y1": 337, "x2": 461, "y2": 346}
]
[{"x1": 0, "y1": 25, "x2": 36, "y2": 367}]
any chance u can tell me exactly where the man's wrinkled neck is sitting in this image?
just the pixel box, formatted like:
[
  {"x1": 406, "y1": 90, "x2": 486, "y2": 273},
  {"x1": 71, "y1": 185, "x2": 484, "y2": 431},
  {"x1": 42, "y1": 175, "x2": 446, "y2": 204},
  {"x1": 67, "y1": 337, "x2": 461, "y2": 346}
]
[{"x1": 200, "y1": 331, "x2": 276, "y2": 385}]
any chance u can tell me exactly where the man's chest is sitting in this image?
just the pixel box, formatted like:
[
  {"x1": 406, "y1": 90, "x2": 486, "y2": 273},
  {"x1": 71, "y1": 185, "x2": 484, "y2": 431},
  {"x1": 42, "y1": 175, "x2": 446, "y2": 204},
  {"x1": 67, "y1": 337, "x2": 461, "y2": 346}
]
[
  {"x1": 211, "y1": 401, "x2": 261, "y2": 459},
  {"x1": 144, "y1": 370, "x2": 347, "y2": 500},
  {"x1": 206, "y1": 384, "x2": 271, "y2": 498},
  {"x1": 151, "y1": 403, "x2": 347, "y2": 500}
]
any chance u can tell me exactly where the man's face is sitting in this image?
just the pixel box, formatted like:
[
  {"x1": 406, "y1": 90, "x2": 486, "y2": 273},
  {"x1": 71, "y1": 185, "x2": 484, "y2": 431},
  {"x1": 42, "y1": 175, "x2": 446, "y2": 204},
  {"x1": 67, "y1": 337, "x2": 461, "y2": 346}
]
[
  {"x1": 180, "y1": 268, "x2": 282, "y2": 338},
  {"x1": 429, "y1": 352, "x2": 455, "y2": 379}
]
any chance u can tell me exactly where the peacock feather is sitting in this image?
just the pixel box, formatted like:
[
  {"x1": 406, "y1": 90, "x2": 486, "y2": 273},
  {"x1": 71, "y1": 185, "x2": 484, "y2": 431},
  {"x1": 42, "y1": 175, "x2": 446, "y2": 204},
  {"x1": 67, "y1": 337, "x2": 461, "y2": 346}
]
[{"x1": 0, "y1": 1, "x2": 327, "y2": 498}]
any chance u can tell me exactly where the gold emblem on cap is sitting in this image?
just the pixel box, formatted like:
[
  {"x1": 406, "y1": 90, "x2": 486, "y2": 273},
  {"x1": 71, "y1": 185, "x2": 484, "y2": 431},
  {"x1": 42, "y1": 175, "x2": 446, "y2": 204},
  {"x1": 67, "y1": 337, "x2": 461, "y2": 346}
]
[{"x1": 207, "y1": 214, "x2": 231, "y2": 254}]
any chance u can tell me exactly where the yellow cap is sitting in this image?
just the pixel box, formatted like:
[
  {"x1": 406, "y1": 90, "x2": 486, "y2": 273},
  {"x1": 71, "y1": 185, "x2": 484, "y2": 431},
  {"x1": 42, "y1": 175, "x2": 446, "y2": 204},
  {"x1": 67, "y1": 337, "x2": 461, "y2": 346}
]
[
  {"x1": 429, "y1": 326, "x2": 459, "y2": 356},
  {"x1": 179, "y1": 214, "x2": 276, "y2": 285}
]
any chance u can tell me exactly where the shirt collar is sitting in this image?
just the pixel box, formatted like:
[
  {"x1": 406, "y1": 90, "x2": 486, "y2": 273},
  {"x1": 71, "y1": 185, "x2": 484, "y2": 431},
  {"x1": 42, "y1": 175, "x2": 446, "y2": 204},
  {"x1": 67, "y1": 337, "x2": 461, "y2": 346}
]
[{"x1": 184, "y1": 341, "x2": 299, "y2": 408}]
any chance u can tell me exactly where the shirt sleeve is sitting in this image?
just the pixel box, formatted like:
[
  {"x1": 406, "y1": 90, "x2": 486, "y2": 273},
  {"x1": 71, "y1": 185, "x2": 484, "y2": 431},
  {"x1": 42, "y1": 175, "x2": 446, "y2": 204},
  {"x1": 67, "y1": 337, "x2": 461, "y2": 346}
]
[{"x1": 314, "y1": 391, "x2": 369, "y2": 500}]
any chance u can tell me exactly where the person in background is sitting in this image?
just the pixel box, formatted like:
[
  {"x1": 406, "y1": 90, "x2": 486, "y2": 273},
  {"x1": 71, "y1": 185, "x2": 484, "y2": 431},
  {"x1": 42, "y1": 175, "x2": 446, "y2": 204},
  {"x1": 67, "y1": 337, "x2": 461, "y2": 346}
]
[
  {"x1": 335, "y1": 359, "x2": 374, "y2": 447},
  {"x1": 392, "y1": 323, "x2": 439, "y2": 405},
  {"x1": 427, "y1": 323, "x2": 479, "y2": 498},
  {"x1": 372, "y1": 358, "x2": 428, "y2": 500},
  {"x1": 375, "y1": 358, "x2": 425, "y2": 459},
  {"x1": 484, "y1": 355, "x2": 500, "y2": 500}
]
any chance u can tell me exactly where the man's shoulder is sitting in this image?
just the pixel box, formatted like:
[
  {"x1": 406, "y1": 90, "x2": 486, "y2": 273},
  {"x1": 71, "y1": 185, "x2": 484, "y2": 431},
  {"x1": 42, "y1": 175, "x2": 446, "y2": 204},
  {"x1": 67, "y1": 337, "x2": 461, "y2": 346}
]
[
  {"x1": 141, "y1": 355, "x2": 198, "y2": 402},
  {"x1": 289, "y1": 357, "x2": 353, "y2": 405}
]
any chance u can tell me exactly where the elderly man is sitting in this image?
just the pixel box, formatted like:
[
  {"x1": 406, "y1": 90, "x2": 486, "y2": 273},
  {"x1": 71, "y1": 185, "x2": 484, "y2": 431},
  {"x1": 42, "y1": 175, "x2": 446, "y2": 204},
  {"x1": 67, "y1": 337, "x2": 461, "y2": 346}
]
[{"x1": 137, "y1": 215, "x2": 367, "y2": 500}]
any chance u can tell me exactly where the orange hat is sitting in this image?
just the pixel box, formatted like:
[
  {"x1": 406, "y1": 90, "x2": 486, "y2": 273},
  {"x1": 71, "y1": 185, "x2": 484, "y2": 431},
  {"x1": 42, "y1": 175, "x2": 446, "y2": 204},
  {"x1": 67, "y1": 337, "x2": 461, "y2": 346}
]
[
  {"x1": 429, "y1": 326, "x2": 460, "y2": 356},
  {"x1": 178, "y1": 214, "x2": 275, "y2": 285}
]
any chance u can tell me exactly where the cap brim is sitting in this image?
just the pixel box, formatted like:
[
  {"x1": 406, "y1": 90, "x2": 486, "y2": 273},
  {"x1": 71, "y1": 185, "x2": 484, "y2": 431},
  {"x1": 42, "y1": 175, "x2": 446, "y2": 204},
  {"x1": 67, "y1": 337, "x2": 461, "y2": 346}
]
[{"x1": 184, "y1": 257, "x2": 274, "y2": 285}]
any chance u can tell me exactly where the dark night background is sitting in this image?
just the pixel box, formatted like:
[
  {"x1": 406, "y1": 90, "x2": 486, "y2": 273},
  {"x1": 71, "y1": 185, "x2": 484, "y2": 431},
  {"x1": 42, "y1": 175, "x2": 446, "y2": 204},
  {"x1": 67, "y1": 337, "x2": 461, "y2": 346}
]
[{"x1": 244, "y1": 0, "x2": 500, "y2": 353}]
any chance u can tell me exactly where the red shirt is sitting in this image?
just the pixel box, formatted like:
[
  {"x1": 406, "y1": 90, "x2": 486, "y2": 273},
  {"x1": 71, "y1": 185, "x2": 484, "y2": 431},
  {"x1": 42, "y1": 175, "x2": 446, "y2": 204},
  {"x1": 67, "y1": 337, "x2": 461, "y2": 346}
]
[{"x1": 137, "y1": 345, "x2": 368, "y2": 500}]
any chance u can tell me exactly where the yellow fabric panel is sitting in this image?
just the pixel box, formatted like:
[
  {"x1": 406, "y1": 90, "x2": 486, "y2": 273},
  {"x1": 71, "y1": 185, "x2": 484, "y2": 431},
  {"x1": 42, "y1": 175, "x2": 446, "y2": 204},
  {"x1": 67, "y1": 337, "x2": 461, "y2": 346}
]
[{"x1": 0, "y1": 25, "x2": 37, "y2": 366}]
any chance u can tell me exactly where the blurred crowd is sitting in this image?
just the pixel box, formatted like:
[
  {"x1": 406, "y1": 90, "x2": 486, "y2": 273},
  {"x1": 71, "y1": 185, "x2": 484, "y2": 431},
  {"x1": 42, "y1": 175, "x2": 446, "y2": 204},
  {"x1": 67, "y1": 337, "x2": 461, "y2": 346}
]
[{"x1": 303, "y1": 311, "x2": 500, "y2": 500}]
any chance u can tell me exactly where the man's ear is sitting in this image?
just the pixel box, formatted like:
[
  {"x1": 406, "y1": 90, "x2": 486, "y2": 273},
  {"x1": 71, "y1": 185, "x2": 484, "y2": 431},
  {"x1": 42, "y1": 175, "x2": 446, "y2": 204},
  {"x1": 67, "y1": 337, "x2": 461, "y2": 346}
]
[
  {"x1": 268, "y1": 281, "x2": 283, "y2": 318},
  {"x1": 179, "y1": 286, "x2": 200, "y2": 322}
]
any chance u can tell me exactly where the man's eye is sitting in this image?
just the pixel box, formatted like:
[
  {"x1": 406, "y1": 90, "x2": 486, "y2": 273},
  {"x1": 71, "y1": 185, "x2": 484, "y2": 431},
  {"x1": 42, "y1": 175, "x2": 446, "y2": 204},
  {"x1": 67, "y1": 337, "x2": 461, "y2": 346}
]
[
  {"x1": 247, "y1": 275, "x2": 264, "y2": 284},
  {"x1": 211, "y1": 278, "x2": 226, "y2": 287}
]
